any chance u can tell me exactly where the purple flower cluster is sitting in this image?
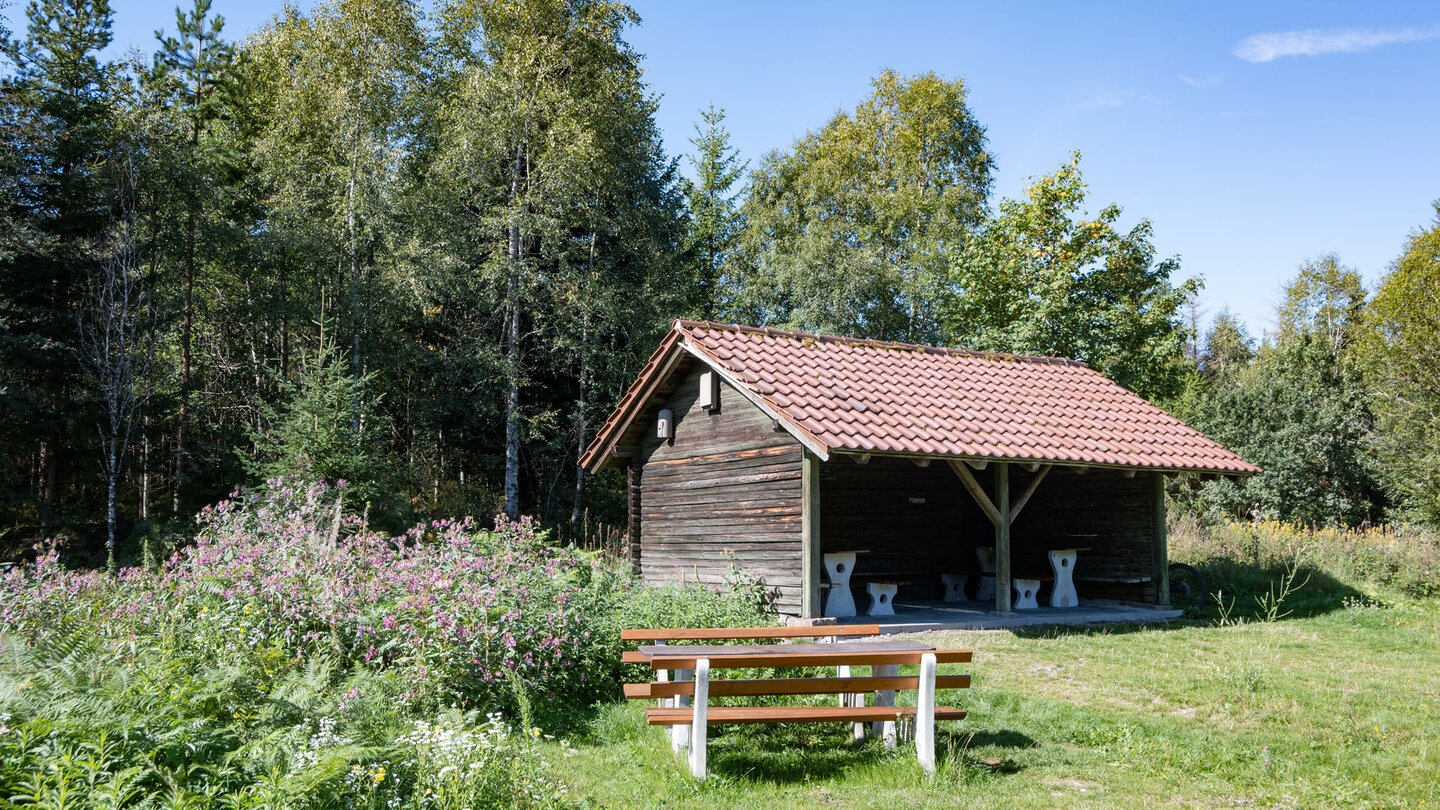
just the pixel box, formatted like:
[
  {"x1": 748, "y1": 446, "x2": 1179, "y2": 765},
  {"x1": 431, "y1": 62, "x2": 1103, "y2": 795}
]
[{"x1": 0, "y1": 478, "x2": 626, "y2": 718}]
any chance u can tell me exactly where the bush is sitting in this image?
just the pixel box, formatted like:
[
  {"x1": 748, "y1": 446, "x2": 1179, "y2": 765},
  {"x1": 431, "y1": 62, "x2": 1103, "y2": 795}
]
[
  {"x1": 1169, "y1": 517, "x2": 1440, "y2": 610},
  {"x1": 0, "y1": 476, "x2": 774, "y2": 805}
]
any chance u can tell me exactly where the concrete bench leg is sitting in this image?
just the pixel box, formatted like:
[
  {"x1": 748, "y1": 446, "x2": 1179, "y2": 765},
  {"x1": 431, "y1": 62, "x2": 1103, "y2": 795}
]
[
  {"x1": 871, "y1": 663, "x2": 898, "y2": 747},
  {"x1": 823, "y1": 552, "x2": 858, "y2": 618},
  {"x1": 916, "y1": 652, "x2": 937, "y2": 776},
  {"x1": 1013, "y1": 578, "x2": 1041, "y2": 610},
  {"x1": 976, "y1": 547, "x2": 996, "y2": 601},
  {"x1": 689, "y1": 658, "x2": 709, "y2": 780},
  {"x1": 940, "y1": 573, "x2": 968, "y2": 602},
  {"x1": 671, "y1": 668, "x2": 692, "y2": 752},
  {"x1": 865, "y1": 582, "x2": 898, "y2": 616},
  {"x1": 1049, "y1": 549, "x2": 1079, "y2": 608}
]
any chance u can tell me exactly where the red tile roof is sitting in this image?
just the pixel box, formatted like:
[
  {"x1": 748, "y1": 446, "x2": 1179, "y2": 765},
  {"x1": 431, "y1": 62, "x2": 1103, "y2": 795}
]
[{"x1": 580, "y1": 321, "x2": 1259, "y2": 475}]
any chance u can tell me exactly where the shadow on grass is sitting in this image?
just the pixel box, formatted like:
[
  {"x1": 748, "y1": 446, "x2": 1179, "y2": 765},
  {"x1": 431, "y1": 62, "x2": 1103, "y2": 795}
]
[
  {"x1": 1003, "y1": 559, "x2": 1367, "y2": 640},
  {"x1": 702, "y1": 723, "x2": 1035, "y2": 783}
]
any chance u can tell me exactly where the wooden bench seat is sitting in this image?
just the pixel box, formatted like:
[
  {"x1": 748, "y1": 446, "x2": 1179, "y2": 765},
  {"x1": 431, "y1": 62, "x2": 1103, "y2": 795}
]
[{"x1": 646, "y1": 705, "x2": 968, "y2": 725}]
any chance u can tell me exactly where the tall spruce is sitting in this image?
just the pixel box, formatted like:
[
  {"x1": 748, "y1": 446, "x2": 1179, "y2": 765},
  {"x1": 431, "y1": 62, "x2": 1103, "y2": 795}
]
[
  {"x1": 149, "y1": 0, "x2": 235, "y2": 514},
  {"x1": 0, "y1": 0, "x2": 116, "y2": 525},
  {"x1": 685, "y1": 105, "x2": 744, "y2": 320}
]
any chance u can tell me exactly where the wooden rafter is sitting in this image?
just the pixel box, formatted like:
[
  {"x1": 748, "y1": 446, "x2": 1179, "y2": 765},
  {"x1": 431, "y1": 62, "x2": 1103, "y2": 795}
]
[
  {"x1": 947, "y1": 460, "x2": 1001, "y2": 527},
  {"x1": 1010, "y1": 465, "x2": 1052, "y2": 520}
]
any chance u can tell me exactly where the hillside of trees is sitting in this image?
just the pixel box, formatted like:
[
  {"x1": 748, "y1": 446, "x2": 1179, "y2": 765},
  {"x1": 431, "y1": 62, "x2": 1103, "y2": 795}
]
[{"x1": 3, "y1": 0, "x2": 1438, "y2": 567}]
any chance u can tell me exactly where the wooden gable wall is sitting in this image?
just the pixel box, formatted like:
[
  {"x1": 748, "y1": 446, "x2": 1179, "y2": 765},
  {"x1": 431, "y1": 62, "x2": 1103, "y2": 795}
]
[{"x1": 637, "y1": 360, "x2": 805, "y2": 615}]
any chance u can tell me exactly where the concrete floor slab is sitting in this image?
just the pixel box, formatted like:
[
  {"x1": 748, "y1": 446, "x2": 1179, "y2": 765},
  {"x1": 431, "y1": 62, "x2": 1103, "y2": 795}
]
[{"x1": 833, "y1": 598, "x2": 1184, "y2": 633}]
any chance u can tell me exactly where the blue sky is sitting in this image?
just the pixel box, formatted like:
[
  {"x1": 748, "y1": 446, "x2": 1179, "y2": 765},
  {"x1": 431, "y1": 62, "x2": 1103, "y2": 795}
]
[{"x1": 95, "y1": 0, "x2": 1440, "y2": 338}]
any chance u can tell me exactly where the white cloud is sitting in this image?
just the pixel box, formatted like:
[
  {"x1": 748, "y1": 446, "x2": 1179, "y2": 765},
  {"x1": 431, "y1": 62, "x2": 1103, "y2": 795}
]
[
  {"x1": 1235, "y1": 25, "x2": 1440, "y2": 63},
  {"x1": 1179, "y1": 74, "x2": 1224, "y2": 88}
]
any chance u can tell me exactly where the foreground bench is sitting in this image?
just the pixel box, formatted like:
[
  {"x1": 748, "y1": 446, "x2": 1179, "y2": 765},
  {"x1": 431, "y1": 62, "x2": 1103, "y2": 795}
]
[{"x1": 622, "y1": 626, "x2": 971, "y2": 778}]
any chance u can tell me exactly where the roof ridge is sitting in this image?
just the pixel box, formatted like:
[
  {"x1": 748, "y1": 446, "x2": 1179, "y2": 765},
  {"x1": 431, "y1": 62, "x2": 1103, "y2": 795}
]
[{"x1": 674, "y1": 319, "x2": 1089, "y2": 368}]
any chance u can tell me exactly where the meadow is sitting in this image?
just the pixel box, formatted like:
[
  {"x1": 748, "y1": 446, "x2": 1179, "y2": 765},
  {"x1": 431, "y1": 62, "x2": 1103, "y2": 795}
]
[{"x1": 3, "y1": 487, "x2": 1438, "y2": 808}]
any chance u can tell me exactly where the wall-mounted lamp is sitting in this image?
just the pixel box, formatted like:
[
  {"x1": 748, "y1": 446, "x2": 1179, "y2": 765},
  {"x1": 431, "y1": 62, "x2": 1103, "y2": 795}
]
[{"x1": 657, "y1": 408, "x2": 674, "y2": 440}]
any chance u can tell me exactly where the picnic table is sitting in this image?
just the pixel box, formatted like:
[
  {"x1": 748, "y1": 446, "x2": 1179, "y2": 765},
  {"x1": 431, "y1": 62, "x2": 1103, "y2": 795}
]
[{"x1": 622, "y1": 626, "x2": 970, "y2": 779}]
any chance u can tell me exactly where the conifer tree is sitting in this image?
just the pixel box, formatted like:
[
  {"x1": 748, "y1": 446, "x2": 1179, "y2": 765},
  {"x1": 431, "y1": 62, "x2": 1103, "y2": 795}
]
[{"x1": 685, "y1": 105, "x2": 744, "y2": 320}]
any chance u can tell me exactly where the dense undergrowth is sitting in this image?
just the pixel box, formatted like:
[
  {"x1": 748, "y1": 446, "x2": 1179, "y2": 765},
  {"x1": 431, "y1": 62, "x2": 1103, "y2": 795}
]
[
  {"x1": 5, "y1": 481, "x2": 1440, "y2": 807},
  {"x1": 1169, "y1": 516, "x2": 1440, "y2": 623},
  {"x1": 0, "y1": 479, "x2": 770, "y2": 808}
]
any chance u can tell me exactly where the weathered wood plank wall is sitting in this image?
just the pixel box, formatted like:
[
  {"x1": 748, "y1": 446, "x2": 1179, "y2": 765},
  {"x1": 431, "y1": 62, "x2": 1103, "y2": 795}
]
[{"x1": 638, "y1": 363, "x2": 805, "y2": 614}]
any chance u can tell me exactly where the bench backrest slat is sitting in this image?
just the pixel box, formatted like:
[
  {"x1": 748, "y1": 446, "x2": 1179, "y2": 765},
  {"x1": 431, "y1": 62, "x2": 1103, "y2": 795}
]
[
  {"x1": 641, "y1": 649, "x2": 973, "y2": 670},
  {"x1": 621, "y1": 625, "x2": 879, "y2": 642},
  {"x1": 625, "y1": 674, "x2": 970, "y2": 700}
]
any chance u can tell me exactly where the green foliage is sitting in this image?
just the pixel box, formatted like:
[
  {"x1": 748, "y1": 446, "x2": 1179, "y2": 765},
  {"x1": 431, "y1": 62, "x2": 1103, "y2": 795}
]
[
  {"x1": 247, "y1": 330, "x2": 392, "y2": 511},
  {"x1": 685, "y1": 105, "x2": 746, "y2": 320},
  {"x1": 1360, "y1": 205, "x2": 1440, "y2": 524},
  {"x1": 0, "y1": 482, "x2": 772, "y2": 806},
  {"x1": 1175, "y1": 257, "x2": 1385, "y2": 526},
  {"x1": 942, "y1": 155, "x2": 1198, "y2": 400},
  {"x1": 729, "y1": 69, "x2": 994, "y2": 343}
]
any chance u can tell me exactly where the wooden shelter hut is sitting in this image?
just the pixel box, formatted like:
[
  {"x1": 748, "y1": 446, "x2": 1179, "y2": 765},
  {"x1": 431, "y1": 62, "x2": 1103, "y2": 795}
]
[{"x1": 580, "y1": 321, "x2": 1258, "y2": 619}]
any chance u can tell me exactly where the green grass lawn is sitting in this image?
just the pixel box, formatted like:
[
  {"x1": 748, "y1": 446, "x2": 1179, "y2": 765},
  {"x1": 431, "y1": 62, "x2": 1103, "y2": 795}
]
[{"x1": 544, "y1": 599, "x2": 1440, "y2": 809}]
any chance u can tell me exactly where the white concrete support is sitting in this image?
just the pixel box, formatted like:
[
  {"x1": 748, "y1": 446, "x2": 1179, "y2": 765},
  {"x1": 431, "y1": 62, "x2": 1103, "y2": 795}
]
[
  {"x1": 1013, "y1": 578, "x2": 1041, "y2": 610},
  {"x1": 1048, "y1": 549, "x2": 1079, "y2": 608},
  {"x1": 941, "y1": 573, "x2": 969, "y2": 602},
  {"x1": 916, "y1": 653, "x2": 937, "y2": 775},
  {"x1": 865, "y1": 582, "x2": 898, "y2": 616},
  {"x1": 689, "y1": 658, "x2": 709, "y2": 779},
  {"x1": 871, "y1": 664, "x2": 899, "y2": 747},
  {"x1": 671, "y1": 668, "x2": 692, "y2": 752},
  {"x1": 975, "y1": 547, "x2": 996, "y2": 601},
  {"x1": 822, "y1": 552, "x2": 858, "y2": 618}
]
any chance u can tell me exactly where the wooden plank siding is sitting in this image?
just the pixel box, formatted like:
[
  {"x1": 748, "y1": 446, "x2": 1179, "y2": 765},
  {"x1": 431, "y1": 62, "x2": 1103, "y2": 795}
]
[
  {"x1": 819, "y1": 456, "x2": 1162, "y2": 605},
  {"x1": 638, "y1": 363, "x2": 805, "y2": 614}
]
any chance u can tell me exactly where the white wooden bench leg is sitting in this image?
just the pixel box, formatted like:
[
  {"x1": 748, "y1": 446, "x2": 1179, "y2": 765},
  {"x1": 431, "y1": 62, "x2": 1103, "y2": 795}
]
[
  {"x1": 671, "y1": 668, "x2": 692, "y2": 753},
  {"x1": 835, "y1": 664, "x2": 865, "y2": 740},
  {"x1": 916, "y1": 652, "x2": 936, "y2": 776},
  {"x1": 871, "y1": 663, "x2": 898, "y2": 747},
  {"x1": 689, "y1": 658, "x2": 709, "y2": 780}
]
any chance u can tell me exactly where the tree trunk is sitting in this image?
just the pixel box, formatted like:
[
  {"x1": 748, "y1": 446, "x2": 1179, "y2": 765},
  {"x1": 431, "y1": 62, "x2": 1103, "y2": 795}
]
[
  {"x1": 106, "y1": 434, "x2": 118, "y2": 575},
  {"x1": 503, "y1": 144, "x2": 523, "y2": 519}
]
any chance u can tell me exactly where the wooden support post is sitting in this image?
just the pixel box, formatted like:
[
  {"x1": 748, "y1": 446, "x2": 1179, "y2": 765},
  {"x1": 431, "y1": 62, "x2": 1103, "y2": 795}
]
[
  {"x1": 916, "y1": 652, "x2": 937, "y2": 776},
  {"x1": 995, "y1": 463, "x2": 1012, "y2": 613},
  {"x1": 802, "y1": 451, "x2": 823, "y2": 619},
  {"x1": 1153, "y1": 472, "x2": 1170, "y2": 606}
]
